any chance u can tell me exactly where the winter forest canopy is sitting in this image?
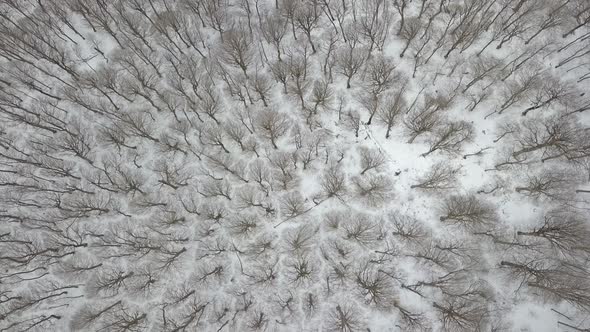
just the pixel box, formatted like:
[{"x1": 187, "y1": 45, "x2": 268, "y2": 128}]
[{"x1": 0, "y1": 0, "x2": 590, "y2": 331}]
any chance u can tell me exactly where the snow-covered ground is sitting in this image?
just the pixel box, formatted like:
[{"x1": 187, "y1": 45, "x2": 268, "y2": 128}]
[{"x1": 0, "y1": 0, "x2": 589, "y2": 331}]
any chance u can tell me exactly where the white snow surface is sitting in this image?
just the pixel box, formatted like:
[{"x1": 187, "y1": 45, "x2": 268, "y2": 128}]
[{"x1": 0, "y1": 0, "x2": 589, "y2": 331}]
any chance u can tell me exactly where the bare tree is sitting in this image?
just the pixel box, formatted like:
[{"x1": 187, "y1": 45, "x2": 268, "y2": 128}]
[
  {"x1": 392, "y1": 0, "x2": 408, "y2": 35},
  {"x1": 201, "y1": 123, "x2": 231, "y2": 153},
  {"x1": 511, "y1": 116, "x2": 579, "y2": 160},
  {"x1": 335, "y1": 45, "x2": 367, "y2": 89},
  {"x1": 256, "y1": 109, "x2": 291, "y2": 149},
  {"x1": 351, "y1": 174, "x2": 393, "y2": 207},
  {"x1": 202, "y1": 0, "x2": 230, "y2": 41},
  {"x1": 305, "y1": 79, "x2": 335, "y2": 129},
  {"x1": 377, "y1": 87, "x2": 406, "y2": 139},
  {"x1": 404, "y1": 104, "x2": 443, "y2": 144},
  {"x1": 498, "y1": 66, "x2": 543, "y2": 114},
  {"x1": 439, "y1": 195, "x2": 498, "y2": 231},
  {"x1": 441, "y1": 0, "x2": 491, "y2": 58},
  {"x1": 461, "y1": 55, "x2": 503, "y2": 94},
  {"x1": 260, "y1": 12, "x2": 288, "y2": 61},
  {"x1": 286, "y1": 50, "x2": 312, "y2": 108},
  {"x1": 220, "y1": 25, "x2": 255, "y2": 78},
  {"x1": 270, "y1": 59, "x2": 290, "y2": 94},
  {"x1": 70, "y1": 300, "x2": 123, "y2": 331},
  {"x1": 500, "y1": 258, "x2": 590, "y2": 311},
  {"x1": 224, "y1": 119, "x2": 251, "y2": 152},
  {"x1": 343, "y1": 110, "x2": 362, "y2": 138},
  {"x1": 153, "y1": 159, "x2": 192, "y2": 190},
  {"x1": 326, "y1": 302, "x2": 366, "y2": 332},
  {"x1": 268, "y1": 151, "x2": 298, "y2": 190},
  {"x1": 355, "y1": 0, "x2": 391, "y2": 56},
  {"x1": 388, "y1": 213, "x2": 430, "y2": 245},
  {"x1": 280, "y1": 0, "x2": 301, "y2": 40},
  {"x1": 294, "y1": 1, "x2": 320, "y2": 53},
  {"x1": 421, "y1": 121, "x2": 474, "y2": 157},
  {"x1": 358, "y1": 146, "x2": 386, "y2": 175},
  {"x1": 465, "y1": 89, "x2": 492, "y2": 113},
  {"x1": 515, "y1": 168, "x2": 578, "y2": 202},
  {"x1": 282, "y1": 223, "x2": 317, "y2": 254},
  {"x1": 399, "y1": 17, "x2": 422, "y2": 58},
  {"x1": 354, "y1": 262, "x2": 413, "y2": 315},
  {"x1": 250, "y1": 71, "x2": 273, "y2": 107},
  {"x1": 432, "y1": 296, "x2": 490, "y2": 331},
  {"x1": 279, "y1": 190, "x2": 308, "y2": 219},
  {"x1": 341, "y1": 213, "x2": 380, "y2": 246},
  {"x1": 525, "y1": 0, "x2": 569, "y2": 44},
  {"x1": 197, "y1": 179, "x2": 233, "y2": 201},
  {"x1": 284, "y1": 254, "x2": 320, "y2": 287},
  {"x1": 319, "y1": 164, "x2": 348, "y2": 201},
  {"x1": 562, "y1": 0, "x2": 590, "y2": 38},
  {"x1": 356, "y1": 90, "x2": 380, "y2": 126},
  {"x1": 517, "y1": 209, "x2": 590, "y2": 257},
  {"x1": 522, "y1": 76, "x2": 577, "y2": 116},
  {"x1": 364, "y1": 54, "x2": 398, "y2": 96},
  {"x1": 320, "y1": 29, "x2": 340, "y2": 82},
  {"x1": 411, "y1": 161, "x2": 460, "y2": 190}
]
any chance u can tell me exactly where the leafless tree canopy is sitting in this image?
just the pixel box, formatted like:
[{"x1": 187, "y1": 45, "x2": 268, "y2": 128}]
[{"x1": 1, "y1": 0, "x2": 589, "y2": 331}]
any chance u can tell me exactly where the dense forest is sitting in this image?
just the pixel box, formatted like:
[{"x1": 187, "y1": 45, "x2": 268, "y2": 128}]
[{"x1": 0, "y1": 0, "x2": 589, "y2": 331}]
